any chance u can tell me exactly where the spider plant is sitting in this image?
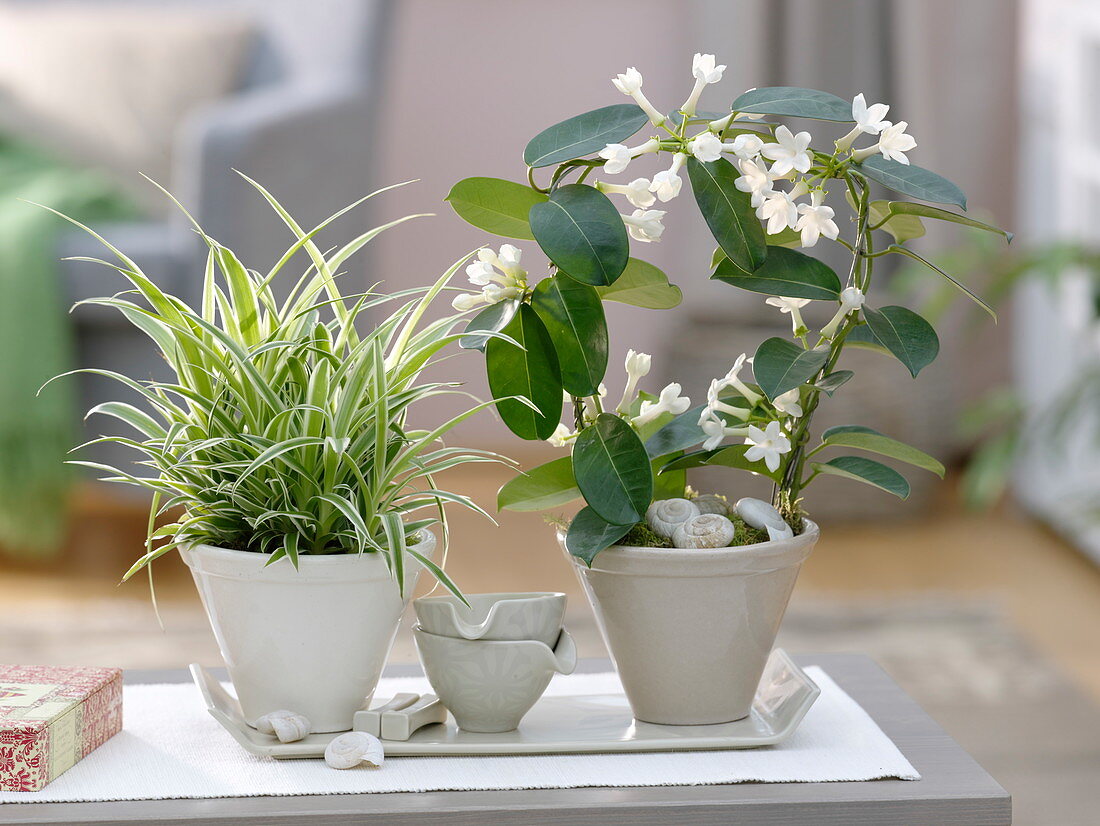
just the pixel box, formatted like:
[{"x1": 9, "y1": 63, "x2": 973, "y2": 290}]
[{"x1": 45, "y1": 177, "x2": 510, "y2": 597}]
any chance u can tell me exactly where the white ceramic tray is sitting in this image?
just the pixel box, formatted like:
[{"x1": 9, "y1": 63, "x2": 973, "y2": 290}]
[{"x1": 191, "y1": 648, "x2": 819, "y2": 759}]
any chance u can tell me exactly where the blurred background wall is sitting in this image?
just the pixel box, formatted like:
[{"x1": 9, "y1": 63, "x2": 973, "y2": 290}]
[{"x1": 0, "y1": 0, "x2": 1089, "y2": 551}]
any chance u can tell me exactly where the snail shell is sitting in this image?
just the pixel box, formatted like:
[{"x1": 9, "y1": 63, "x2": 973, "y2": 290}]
[
  {"x1": 672, "y1": 514, "x2": 736, "y2": 549},
  {"x1": 735, "y1": 497, "x2": 791, "y2": 537},
  {"x1": 646, "y1": 498, "x2": 701, "y2": 539},
  {"x1": 692, "y1": 493, "x2": 731, "y2": 516},
  {"x1": 254, "y1": 710, "x2": 311, "y2": 743},
  {"x1": 324, "y1": 731, "x2": 385, "y2": 769}
]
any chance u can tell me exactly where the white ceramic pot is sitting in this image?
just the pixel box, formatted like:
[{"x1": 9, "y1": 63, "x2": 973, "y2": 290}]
[
  {"x1": 180, "y1": 530, "x2": 433, "y2": 733},
  {"x1": 414, "y1": 626, "x2": 577, "y2": 732},
  {"x1": 413, "y1": 592, "x2": 566, "y2": 647},
  {"x1": 560, "y1": 520, "x2": 818, "y2": 725}
]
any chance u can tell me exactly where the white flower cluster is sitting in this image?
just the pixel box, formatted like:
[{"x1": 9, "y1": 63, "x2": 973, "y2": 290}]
[
  {"x1": 547, "y1": 349, "x2": 690, "y2": 447},
  {"x1": 599, "y1": 56, "x2": 918, "y2": 251},
  {"x1": 697, "y1": 353, "x2": 799, "y2": 471},
  {"x1": 451, "y1": 244, "x2": 529, "y2": 311}
]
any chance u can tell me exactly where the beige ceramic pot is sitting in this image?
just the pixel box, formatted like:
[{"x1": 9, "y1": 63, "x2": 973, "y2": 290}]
[
  {"x1": 560, "y1": 520, "x2": 818, "y2": 725},
  {"x1": 180, "y1": 530, "x2": 433, "y2": 733}
]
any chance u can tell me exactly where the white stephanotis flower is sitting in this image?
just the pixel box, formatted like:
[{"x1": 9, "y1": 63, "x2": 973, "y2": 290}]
[
  {"x1": 765, "y1": 295, "x2": 811, "y2": 335},
  {"x1": 757, "y1": 189, "x2": 799, "y2": 235},
  {"x1": 875, "y1": 121, "x2": 917, "y2": 164},
  {"x1": 794, "y1": 190, "x2": 839, "y2": 248},
  {"x1": 729, "y1": 133, "x2": 765, "y2": 159},
  {"x1": 852, "y1": 120, "x2": 917, "y2": 165},
  {"x1": 718, "y1": 353, "x2": 762, "y2": 406},
  {"x1": 597, "y1": 177, "x2": 656, "y2": 208},
  {"x1": 820, "y1": 286, "x2": 867, "y2": 339},
  {"x1": 689, "y1": 132, "x2": 724, "y2": 163},
  {"x1": 705, "y1": 378, "x2": 751, "y2": 421},
  {"x1": 599, "y1": 138, "x2": 660, "y2": 175},
  {"x1": 735, "y1": 158, "x2": 777, "y2": 208},
  {"x1": 692, "y1": 52, "x2": 726, "y2": 84},
  {"x1": 852, "y1": 93, "x2": 890, "y2": 135},
  {"x1": 634, "y1": 382, "x2": 691, "y2": 427},
  {"x1": 773, "y1": 388, "x2": 804, "y2": 418},
  {"x1": 681, "y1": 53, "x2": 727, "y2": 117},
  {"x1": 623, "y1": 209, "x2": 667, "y2": 243},
  {"x1": 761, "y1": 125, "x2": 813, "y2": 176},
  {"x1": 836, "y1": 93, "x2": 891, "y2": 152},
  {"x1": 611, "y1": 67, "x2": 666, "y2": 126},
  {"x1": 452, "y1": 245, "x2": 528, "y2": 311},
  {"x1": 495, "y1": 243, "x2": 524, "y2": 277},
  {"x1": 650, "y1": 153, "x2": 687, "y2": 202},
  {"x1": 616, "y1": 349, "x2": 652, "y2": 414},
  {"x1": 547, "y1": 423, "x2": 576, "y2": 448},
  {"x1": 744, "y1": 421, "x2": 792, "y2": 472},
  {"x1": 698, "y1": 412, "x2": 752, "y2": 451},
  {"x1": 451, "y1": 292, "x2": 489, "y2": 312}
]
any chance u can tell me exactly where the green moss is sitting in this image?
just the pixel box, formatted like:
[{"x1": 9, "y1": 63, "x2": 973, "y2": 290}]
[
  {"x1": 619, "y1": 522, "x2": 673, "y2": 548},
  {"x1": 733, "y1": 516, "x2": 770, "y2": 546}
]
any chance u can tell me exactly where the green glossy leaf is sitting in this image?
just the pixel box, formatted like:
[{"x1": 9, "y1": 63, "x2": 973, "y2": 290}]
[
  {"x1": 858, "y1": 195, "x2": 926, "y2": 243},
  {"x1": 459, "y1": 299, "x2": 519, "y2": 351},
  {"x1": 731, "y1": 86, "x2": 854, "y2": 122},
  {"x1": 844, "y1": 324, "x2": 891, "y2": 356},
  {"x1": 529, "y1": 184, "x2": 629, "y2": 286},
  {"x1": 821, "y1": 425, "x2": 944, "y2": 477},
  {"x1": 705, "y1": 444, "x2": 785, "y2": 481},
  {"x1": 885, "y1": 202, "x2": 1012, "y2": 242},
  {"x1": 687, "y1": 157, "x2": 767, "y2": 273},
  {"x1": 713, "y1": 245, "x2": 841, "y2": 300},
  {"x1": 652, "y1": 455, "x2": 686, "y2": 499},
  {"x1": 596, "y1": 258, "x2": 682, "y2": 309},
  {"x1": 566, "y1": 506, "x2": 633, "y2": 565},
  {"x1": 497, "y1": 456, "x2": 579, "y2": 511},
  {"x1": 812, "y1": 455, "x2": 910, "y2": 498},
  {"x1": 764, "y1": 225, "x2": 805, "y2": 249},
  {"x1": 531, "y1": 274, "x2": 608, "y2": 396},
  {"x1": 885, "y1": 244, "x2": 996, "y2": 319},
  {"x1": 857, "y1": 156, "x2": 967, "y2": 209},
  {"x1": 862, "y1": 305, "x2": 940, "y2": 378},
  {"x1": 524, "y1": 104, "x2": 650, "y2": 168},
  {"x1": 645, "y1": 404, "x2": 708, "y2": 457},
  {"x1": 752, "y1": 337, "x2": 829, "y2": 400},
  {"x1": 485, "y1": 304, "x2": 563, "y2": 440},
  {"x1": 816, "y1": 370, "x2": 854, "y2": 395},
  {"x1": 445, "y1": 177, "x2": 547, "y2": 239},
  {"x1": 572, "y1": 412, "x2": 653, "y2": 525},
  {"x1": 660, "y1": 444, "x2": 783, "y2": 482}
]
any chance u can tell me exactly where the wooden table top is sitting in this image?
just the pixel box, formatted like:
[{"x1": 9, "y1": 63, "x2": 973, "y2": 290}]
[{"x1": 2, "y1": 654, "x2": 1010, "y2": 825}]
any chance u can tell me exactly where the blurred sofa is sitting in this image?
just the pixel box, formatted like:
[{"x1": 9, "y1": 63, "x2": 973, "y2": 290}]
[{"x1": 0, "y1": 0, "x2": 392, "y2": 471}]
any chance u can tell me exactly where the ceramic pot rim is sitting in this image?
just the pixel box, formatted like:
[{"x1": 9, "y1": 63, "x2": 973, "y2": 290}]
[
  {"x1": 179, "y1": 528, "x2": 435, "y2": 583},
  {"x1": 560, "y1": 519, "x2": 818, "y2": 577},
  {"x1": 415, "y1": 591, "x2": 565, "y2": 606},
  {"x1": 413, "y1": 625, "x2": 560, "y2": 652}
]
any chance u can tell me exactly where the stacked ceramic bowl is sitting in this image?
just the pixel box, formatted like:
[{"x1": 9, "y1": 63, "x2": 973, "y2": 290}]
[{"x1": 412, "y1": 592, "x2": 576, "y2": 733}]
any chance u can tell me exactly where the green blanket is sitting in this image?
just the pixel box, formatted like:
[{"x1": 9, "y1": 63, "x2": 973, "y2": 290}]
[{"x1": 0, "y1": 137, "x2": 135, "y2": 559}]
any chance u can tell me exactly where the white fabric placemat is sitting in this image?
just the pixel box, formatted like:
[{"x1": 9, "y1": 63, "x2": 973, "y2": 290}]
[{"x1": 0, "y1": 666, "x2": 918, "y2": 803}]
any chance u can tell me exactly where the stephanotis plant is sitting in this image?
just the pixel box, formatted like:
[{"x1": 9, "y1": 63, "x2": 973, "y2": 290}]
[{"x1": 446, "y1": 55, "x2": 1011, "y2": 563}]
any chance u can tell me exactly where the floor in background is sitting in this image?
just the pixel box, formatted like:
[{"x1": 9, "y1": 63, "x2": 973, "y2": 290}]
[{"x1": 2, "y1": 472, "x2": 1100, "y2": 824}]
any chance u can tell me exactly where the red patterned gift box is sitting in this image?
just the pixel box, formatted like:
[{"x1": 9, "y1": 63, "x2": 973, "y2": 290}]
[{"x1": 0, "y1": 665, "x2": 122, "y2": 791}]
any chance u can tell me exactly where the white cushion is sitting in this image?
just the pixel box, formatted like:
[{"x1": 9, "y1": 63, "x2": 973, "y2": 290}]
[{"x1": 0, "y1": 3, "x2": 255, "y2": 212}]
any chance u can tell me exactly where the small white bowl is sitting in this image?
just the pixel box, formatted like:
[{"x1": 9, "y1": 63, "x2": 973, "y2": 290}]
[
  {"x1": 413, "y1": 592, "x2": 566, "y2": 648},
  {"x1": 414, "y1": 626, "x2": 576, "y2": 733}
]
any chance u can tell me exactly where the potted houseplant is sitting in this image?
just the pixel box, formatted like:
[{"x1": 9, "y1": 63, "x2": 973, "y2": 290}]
[
  {"x1": 54, "y1": 179, "x2": 506, "y2": 732},
  {"x1": 446, "y1": 57, "x2": 1010, "y2": 724}
]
